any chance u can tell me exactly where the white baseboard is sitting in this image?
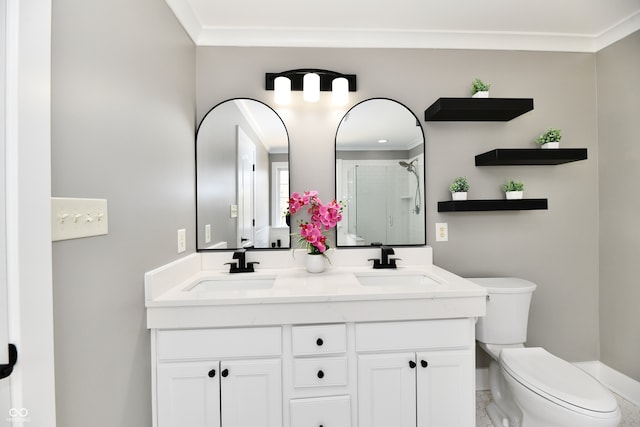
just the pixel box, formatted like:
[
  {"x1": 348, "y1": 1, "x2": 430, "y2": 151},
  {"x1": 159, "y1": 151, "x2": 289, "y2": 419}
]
[
  {"x1": 477, "y1": 361, "x2": 640, "y2": 407},
  {"x1": 575, "y1": 361, "x2": 640, "y2": 407}
]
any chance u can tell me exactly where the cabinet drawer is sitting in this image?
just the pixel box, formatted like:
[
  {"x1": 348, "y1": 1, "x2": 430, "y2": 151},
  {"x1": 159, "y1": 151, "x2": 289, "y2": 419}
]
[
  {"x1": 355, "y1": 319, "x2": 471, "y2": 352},
  {"x1": 292, "y1": 324, "x2": 346, "y2": 356},
  {"x1": 157, "y1": 327, "x2": 281, "y2": 361},
  {"x1": 290, "y1": 395, "x2": 351, "y2": 427},
  {"x1": 293, "y1": 357, "x2": 348, "y2": 388}
]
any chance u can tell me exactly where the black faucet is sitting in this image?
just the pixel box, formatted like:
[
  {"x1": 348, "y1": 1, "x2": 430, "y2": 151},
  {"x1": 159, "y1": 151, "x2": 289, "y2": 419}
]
[
  {"x1": 368, "y1": 245, "x2": 399, "y2": 269},
  {"x1": 225, "y1": 249, "x2": 259, "y2": 273}
]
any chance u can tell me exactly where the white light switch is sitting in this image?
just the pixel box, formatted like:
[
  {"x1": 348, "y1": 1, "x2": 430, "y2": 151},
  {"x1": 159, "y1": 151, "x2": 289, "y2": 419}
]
[{"x1": 51, "y1": 197, "x2": 108, "y2": 241}]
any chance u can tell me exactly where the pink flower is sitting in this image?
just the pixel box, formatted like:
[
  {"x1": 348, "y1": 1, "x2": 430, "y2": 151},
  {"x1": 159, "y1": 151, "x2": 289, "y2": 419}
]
[{"x1": 287, "y1": 190, "x2": 344, "y2": 254}]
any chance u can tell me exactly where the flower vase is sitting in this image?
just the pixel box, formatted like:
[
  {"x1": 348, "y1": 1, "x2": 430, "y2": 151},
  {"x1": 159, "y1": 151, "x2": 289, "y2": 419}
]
[{"x1": 306, "y1": 253, "x2": 326, "y2": 273}]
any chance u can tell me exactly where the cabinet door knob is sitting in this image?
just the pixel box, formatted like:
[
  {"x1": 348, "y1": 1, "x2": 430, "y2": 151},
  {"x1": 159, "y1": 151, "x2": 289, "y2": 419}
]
[
  {"x1": 221, "y1": 368, "x2": 229, "y2": 377},
  {"x1": 208, "y1": 369, "x2": 216, "y2": 378},
  {"x1": 316, "y1": 338, "x2": 324, "y2": 346},
  {"x1": 420, "y1": 360, "x2": 428, "y2": 368},
  {"x1": 317, "y1": 370, "x2": 325, "y2": 379},
  {"x1": 409, "y1": 360, "x2": 416, "y2": 369}
]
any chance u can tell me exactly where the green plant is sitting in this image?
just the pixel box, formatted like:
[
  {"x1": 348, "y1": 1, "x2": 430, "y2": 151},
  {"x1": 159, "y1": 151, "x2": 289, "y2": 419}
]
[
  {"x1": 471, "y1": 78, "x2": 491, "y2": 95},
  {"x1": 503, "y1": 180, "x2": 524, "y2": 192},
  {"x1": 536, "y1": 128, "x2": 562, "y2": 145},
  {"x1": 449, "y1": 177, "x2": 470, "y2": 193}
]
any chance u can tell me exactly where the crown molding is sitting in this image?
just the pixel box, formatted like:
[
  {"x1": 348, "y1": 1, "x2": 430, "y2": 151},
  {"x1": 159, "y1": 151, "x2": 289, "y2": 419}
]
[{"x1": 167, "y1": 0, "x2": 640, "y2": 53}]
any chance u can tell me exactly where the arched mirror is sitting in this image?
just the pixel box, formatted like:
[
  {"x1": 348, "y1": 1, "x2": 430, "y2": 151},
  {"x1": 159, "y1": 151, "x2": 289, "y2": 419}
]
[
  {"x1": 335, "y1": 98, "x2": 425, "y2": 247},
  {"x1": 196, "y1": 99, "x2": 289, "y2": 250}
]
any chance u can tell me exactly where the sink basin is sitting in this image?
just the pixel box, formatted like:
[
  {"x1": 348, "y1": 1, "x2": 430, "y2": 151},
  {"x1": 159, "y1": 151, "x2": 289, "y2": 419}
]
[
  {"x1": 355, "y1": 273, "x2": 442, "y2": 287},
  {"x1": 186, "y1": 276, "x2": 276, "y2": 292}
]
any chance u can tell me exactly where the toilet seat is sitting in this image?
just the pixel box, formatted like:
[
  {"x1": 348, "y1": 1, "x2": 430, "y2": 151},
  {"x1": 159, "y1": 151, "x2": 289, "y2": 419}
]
[{"x1": 500, "y1": 347, "x2": 618, "y2": 417}]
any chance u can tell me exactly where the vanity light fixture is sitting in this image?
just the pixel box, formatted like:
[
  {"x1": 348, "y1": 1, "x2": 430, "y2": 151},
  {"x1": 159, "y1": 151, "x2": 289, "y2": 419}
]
[
  {"x1": 303, "y1": 72, "x2": 320, "y2": 102},
  {"x1": 273, "y1": 76, "x2": 291, "y2": 105},
  {"x1": 265, "y1": 69, "x2": 357, "y2": 105}
]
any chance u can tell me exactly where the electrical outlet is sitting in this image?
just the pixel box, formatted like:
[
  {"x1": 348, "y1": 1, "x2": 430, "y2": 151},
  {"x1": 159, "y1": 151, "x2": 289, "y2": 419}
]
[
  {"x1": 205, "y1": 224, "x2": 211, "y2": 243},
  {"x1": 177, "y1": 229, "x2": 186, "y2": 253},
  {"x1": 435, "y1": 222, "x2": 448, "y2": 242}
]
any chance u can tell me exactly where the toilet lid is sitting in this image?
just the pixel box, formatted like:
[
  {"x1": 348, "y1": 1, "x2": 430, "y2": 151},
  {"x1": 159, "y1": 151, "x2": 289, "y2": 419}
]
[{"x1": 500, "y1": 347, "x2": 618, "y2": 414}]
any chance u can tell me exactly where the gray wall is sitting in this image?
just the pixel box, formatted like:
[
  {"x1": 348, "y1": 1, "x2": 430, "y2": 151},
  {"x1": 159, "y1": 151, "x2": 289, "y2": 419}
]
[
  {"x1": 197, "y1": 47, "x2": 600, "y2": 363},
  {"x1": 597, "y1": 30, "x2": 640, "y2": 382},
  {"x1": 48, "y1": 6, "x2": 639, "y2": 424},
  {"x1": 51, "y1": 1, "x2": 195, "y2": 427}
]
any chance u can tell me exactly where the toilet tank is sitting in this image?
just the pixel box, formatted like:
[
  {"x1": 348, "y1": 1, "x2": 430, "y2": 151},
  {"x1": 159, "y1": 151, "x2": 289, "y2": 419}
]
[{"x1": 469, "y1": 277, "x2": 537, "y2": 345}]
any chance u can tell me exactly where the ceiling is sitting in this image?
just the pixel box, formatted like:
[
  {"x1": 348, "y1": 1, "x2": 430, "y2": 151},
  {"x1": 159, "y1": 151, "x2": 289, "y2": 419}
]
[{"x1": 166, "y1": 0, "x2": 640, "y2": 52}]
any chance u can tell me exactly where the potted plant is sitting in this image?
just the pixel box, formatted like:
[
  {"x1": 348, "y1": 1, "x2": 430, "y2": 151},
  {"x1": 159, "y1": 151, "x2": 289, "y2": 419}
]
[
  {"x1": 471, "y1": 78, "x2": 491, "y2": 98},
  {"x1": 503, "y1": 180, "x2": 524, "y2": 200},
  {"x1": 449, "y1": 177, "x2": 470, "y2": 201},
  {"x1": 287, "y1": 190, "x2": 344, "y2": 273},
  {"x1": 536, "y1": 128, "x2": 562, "y2": 149}
]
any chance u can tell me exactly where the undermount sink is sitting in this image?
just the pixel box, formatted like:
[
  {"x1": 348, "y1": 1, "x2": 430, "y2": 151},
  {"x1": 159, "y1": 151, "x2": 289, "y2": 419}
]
[
  {"x1": 186, "y1": 275, "x2": 276, "y2": 292},
  {"x1": 355, "y1": 272, "x2": 442, "y2": 287}
]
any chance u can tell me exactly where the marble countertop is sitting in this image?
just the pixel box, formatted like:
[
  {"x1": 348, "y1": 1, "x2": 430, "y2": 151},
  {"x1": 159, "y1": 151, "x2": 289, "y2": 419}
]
[{"x1": 144, "y1": 247, "x2": 487, "y2": 329}]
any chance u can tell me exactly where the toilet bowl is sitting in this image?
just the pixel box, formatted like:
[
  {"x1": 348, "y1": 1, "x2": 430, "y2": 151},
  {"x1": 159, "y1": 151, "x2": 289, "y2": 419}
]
[{"x1": 470, "y1": 278, "x2": 621, "y2": 427}]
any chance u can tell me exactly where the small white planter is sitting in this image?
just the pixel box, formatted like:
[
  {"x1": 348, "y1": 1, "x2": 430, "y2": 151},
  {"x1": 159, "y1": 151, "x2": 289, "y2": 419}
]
[
  {"x1": 472, "y1": 91, "x2": 489, "y2": 98},
  {"x1": 505, "y1": 191, "x2": 523, "y2": 200},
  {"x1": 305, "y1": 253, "x2": 326, "y2": 273},
  {"x1": 451, "y1": 192, "x2": 468, "y2": 201},
  {"x1": 541, "y1": 142, "x2": 560, "y2": 149}
]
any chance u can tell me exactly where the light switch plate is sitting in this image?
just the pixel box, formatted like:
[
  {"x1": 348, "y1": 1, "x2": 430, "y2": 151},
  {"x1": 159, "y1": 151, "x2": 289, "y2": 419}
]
[
  {"x1": 177, "y1": 229, "x2": 186, "y2": 253},
  {"x1": 51, "y1": 197, "x2": 108, "y2": 241},
  {"x1": 435, "y1": 222, "x2": 448, "y2": 242},
  {"x1": 205, "y1": 224, "x2": 211, "y2": 243}
]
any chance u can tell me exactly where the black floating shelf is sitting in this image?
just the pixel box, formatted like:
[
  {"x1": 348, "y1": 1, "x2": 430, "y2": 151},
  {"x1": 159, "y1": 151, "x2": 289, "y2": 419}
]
[
  {"x1": 475, "y1": 148, "x2": 588, "y2": 166},
  {"x1": 424, "y1": 98, "x2": 534, "y2": 121},
  {"x1": 438, "y1": 199, "x2": 548, "y2": 212}
]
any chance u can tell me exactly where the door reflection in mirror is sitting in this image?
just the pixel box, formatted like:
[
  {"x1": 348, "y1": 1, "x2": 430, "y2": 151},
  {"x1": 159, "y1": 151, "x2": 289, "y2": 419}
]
[
  {"x1": 335, "y1": 98, "x2": 425, "y2": 247},
  {"x1": 196, "y1": 99, "x2": 290, "y2": 250}
]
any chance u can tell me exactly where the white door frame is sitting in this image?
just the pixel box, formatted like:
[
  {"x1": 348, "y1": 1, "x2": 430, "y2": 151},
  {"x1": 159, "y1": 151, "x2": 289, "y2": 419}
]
[{"x1": 2, "y1": 0, "x2": 56, "y2": 425}]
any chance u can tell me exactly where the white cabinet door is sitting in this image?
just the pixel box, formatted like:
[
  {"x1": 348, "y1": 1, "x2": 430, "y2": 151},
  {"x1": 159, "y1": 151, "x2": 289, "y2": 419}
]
[
  {"x1": 157, "y1": 361, "x2": 221, "y2": 427},
  {"x1": 220, "y1": 358, "x2": 282, "y2": 427},
  {"x1": 416, "y1": 350, "x2": 474, "y2": 427},
  {"x1": 357, "y1": 353, "x2": 416, "y2": 427}
]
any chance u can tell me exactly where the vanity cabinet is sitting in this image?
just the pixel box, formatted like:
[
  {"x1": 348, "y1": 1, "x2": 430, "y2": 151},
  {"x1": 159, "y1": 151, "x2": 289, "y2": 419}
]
[
  {"x1": 155, "y1": 327, "x2": 282, "y2": 427},
  {"x1": 355, "y1": 320, "x2": 475, "y2": 427},
  {"x1": 157, "y1": 359, "x2": 281, "y2": 427},
  {"x1": 153, "y1": 320, "x2": 475, "y2": 427}
]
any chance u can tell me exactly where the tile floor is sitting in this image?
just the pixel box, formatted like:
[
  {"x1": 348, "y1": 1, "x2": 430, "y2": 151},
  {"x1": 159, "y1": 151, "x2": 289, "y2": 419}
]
[{"x1": 476, "y1": 390, "x2": 640, "y2": 427}]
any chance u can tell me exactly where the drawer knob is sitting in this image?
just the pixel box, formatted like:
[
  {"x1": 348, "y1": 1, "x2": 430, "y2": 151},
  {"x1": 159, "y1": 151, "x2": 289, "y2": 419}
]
[
  {"x1": 317, "y1": 370, "x2": 325, "y2": 379},
  {"x1": 316, "y1": 338, "x2": 324, "y2": 346},
  {"x1": 409, "y1": 360, "x2": 416, "y2": 369},
  {"x1": 421, "y1": 360, "x2": 428, "y2": 368},
  {"x1": 221, "y1": 368, "x2": 229, "y2": 377},
  {"x1": 208, "y1": 369, "x2": 216, "y2": 378}
]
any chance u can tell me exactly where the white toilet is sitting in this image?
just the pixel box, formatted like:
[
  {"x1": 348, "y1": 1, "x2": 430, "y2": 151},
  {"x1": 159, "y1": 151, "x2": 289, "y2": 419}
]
[{"x1": 470, "y1": 277, "x2": 621, "y2": 427}]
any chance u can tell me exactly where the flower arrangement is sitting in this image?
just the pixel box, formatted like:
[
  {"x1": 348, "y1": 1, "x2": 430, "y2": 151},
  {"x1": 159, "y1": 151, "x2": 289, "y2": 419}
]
[{"x1": 287, "y1": 190, "x2": 344, "y2": 254}]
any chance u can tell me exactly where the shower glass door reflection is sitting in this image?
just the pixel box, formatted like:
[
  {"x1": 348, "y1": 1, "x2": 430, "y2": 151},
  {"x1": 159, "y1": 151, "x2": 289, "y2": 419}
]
[{"x1": 339, "y1": 157, "x2": 424, "y2": 246}]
